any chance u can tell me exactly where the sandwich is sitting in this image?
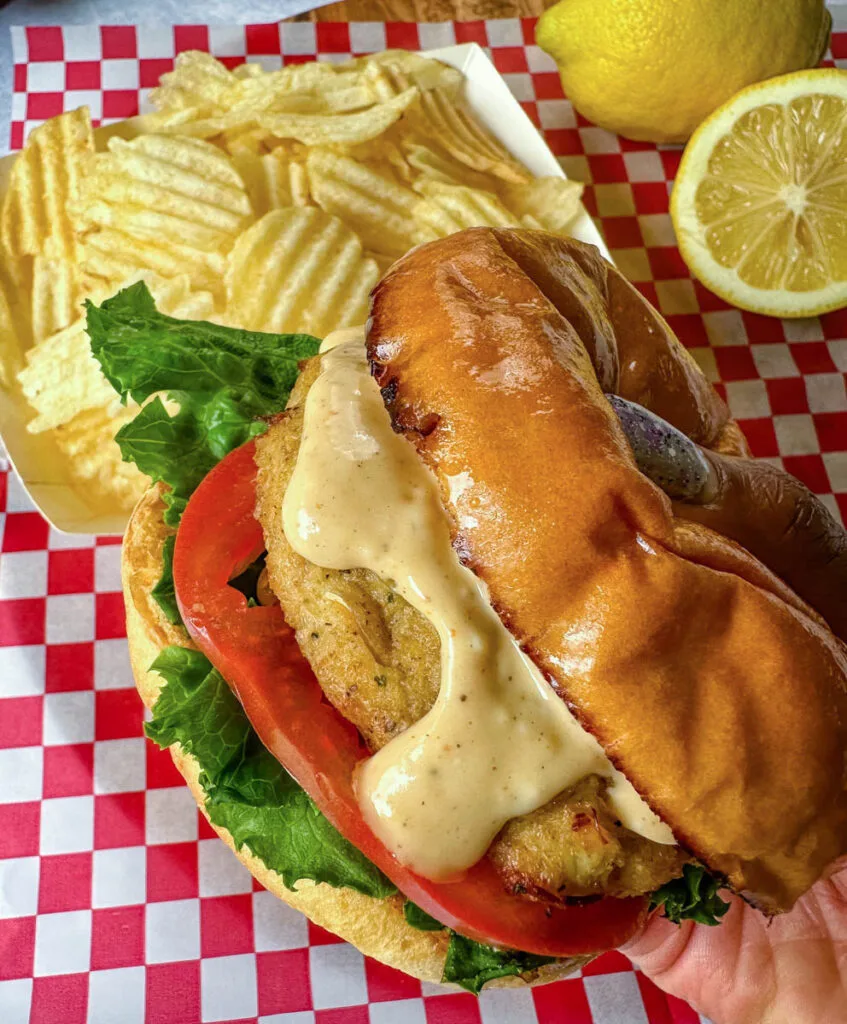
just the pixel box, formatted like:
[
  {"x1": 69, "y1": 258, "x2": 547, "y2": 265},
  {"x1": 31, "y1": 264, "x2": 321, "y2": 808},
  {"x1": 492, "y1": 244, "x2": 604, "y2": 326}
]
[{"x1": 90, "y1": 227, "x2": 847, "y2": 992}]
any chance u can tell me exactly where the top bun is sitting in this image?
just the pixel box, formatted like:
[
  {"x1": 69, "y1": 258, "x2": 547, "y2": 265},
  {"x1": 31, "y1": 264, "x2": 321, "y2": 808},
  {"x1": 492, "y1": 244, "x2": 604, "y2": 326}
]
[{"x1": 367, "y1": 228, "x2": 847, "y2": 912}]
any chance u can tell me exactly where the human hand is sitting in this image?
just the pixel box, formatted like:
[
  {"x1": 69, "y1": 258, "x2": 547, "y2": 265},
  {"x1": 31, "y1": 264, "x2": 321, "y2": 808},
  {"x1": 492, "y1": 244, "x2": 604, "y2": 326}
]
[
  {"x1": 622, "y1": 862, "x2": 847, "y2": 1024},
  {"x1": 607, "y1": 316, "x2": 847, "y2": 1024}
]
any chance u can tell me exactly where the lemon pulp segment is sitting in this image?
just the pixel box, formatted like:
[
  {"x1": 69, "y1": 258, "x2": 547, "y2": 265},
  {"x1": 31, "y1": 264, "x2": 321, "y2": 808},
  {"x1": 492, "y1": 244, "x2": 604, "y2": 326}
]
[
  {"x1": 695, "y1": 95, "x2": 847, "y2": 291},
  {"x1": 672, "y1": 71, "x2": 847, "y2": 317}
]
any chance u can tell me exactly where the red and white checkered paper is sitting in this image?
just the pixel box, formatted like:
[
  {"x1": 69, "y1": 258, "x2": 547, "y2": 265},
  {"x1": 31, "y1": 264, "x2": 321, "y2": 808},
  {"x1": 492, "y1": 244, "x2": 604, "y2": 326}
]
[{"x1": 2, "y1": 15, "x2": 847, "y2": 1024}]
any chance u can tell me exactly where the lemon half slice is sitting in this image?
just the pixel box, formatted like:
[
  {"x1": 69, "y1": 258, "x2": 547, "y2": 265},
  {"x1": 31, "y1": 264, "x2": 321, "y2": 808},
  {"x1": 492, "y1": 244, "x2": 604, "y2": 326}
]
[{"x1": 671, "y1": 69, "x2": 847, "y2": 317}]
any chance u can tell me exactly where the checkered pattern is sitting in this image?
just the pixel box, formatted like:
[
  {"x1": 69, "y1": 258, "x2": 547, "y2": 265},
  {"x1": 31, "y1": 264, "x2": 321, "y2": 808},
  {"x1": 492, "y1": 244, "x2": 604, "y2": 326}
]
[{"x1": 2, "y1": 13, "x2": 846, "y2": 1024}]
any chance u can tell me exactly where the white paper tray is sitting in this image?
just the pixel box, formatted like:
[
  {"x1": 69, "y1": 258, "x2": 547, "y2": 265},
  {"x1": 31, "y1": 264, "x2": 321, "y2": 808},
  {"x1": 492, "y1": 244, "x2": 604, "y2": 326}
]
[{"x1": 0, "y1": 42, "x2": 609, "y2": 535}]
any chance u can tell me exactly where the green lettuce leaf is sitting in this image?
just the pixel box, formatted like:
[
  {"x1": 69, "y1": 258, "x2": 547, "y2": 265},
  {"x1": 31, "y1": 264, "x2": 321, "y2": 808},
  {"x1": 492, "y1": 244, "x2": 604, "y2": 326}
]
[
  {"x1": 146, "y1": 646, "x2": 396, "y2": 898},
  {"x1": 403, "y1": 900, "x2": 561, "y2": 992},
  {"x1": 86, "y1": 281, "x2": 318, "y2": 408},
  {"x1": 650, "y1": 863, "x2": 730, "y2": 925},
  {"x1": 207, "y1": 751, "x2": 393, "y2": 896},
  {"x1": 403, "y1": 900, "x2": 445, "y2": 931},
  {"x1": 151, "y1": 535, "x2": 179, "y2": 624},
  {"x1": 112, "y1": 391, "x2": 268, "y2": 528},
  {"x1": 442, "y1": 933, "x2": 555, "y2": 994},
  {"x1": 85, "y1": 281, "x2": 319, "y2": 620}
]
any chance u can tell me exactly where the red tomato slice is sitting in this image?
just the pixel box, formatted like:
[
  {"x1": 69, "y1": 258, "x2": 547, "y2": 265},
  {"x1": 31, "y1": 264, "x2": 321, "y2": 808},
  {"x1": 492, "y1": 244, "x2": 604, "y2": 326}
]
[{"x1": 173, "y1": 439, "x2": 647, "y2": 956}]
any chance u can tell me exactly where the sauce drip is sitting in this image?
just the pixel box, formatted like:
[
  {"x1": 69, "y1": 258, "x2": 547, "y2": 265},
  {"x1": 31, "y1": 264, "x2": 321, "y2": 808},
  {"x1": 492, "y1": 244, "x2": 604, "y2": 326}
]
[{"x1": 282, "y1": 329, "x2": 674, "y2": 881}]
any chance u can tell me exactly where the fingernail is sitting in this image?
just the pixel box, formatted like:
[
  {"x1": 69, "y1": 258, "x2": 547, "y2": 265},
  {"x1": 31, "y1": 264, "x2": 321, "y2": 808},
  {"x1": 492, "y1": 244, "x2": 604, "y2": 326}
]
[{"x1": 607, "y1": 395, "x2": 712, "y2": 502}]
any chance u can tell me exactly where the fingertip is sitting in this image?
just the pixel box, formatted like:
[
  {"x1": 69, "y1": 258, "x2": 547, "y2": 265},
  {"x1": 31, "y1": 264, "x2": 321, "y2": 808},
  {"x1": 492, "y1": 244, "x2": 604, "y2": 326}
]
[{"x1": 619, "y1": 912, "x2": 695, "y2": 969}]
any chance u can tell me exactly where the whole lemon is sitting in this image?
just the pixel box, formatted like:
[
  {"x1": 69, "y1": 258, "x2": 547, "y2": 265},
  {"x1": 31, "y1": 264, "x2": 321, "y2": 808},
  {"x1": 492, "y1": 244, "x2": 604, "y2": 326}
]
[{"x1": 536, "y1": 0, "x2": 831, "y2": 143}]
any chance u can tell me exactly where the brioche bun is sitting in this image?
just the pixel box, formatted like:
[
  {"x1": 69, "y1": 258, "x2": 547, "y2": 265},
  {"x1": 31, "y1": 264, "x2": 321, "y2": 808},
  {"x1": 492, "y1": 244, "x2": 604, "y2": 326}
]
[{"x1": 367, "y1": 228, "x2": 847, "y2": 913}]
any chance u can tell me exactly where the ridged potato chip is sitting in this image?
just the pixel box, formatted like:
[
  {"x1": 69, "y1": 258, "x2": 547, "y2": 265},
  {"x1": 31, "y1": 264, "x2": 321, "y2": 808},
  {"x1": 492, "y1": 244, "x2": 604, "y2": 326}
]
[
  {"x1": 0, "y1": 269, "x2": 25, "y2": 387},
  {"x1": 75, "y1": 134, "x2": 252, "y2": 297},
  {"x1": 18, "y1": 273, "x2": 216, "y2": 433},
  {"x1": 350, "y1": 50, "x2": 463, "y2": 97},
  {"x1": 413, "y1": 179, "x2": 522, "y2": 236},
  {"x1": 1, "y1": 109, "x2": 90, "y2": 345},
  {"x1": 148, "y1": 50, "x2": 238, "y2": 114},
  {"x1": 360, "y1": 63, "x2": 412, "y2": 104},
  {"x1": 219, "y1": 126, "x2": 270, "y2": 157},
  {"x1": 323, "y1": 134, "x2": 412, "y2": 187},
  {"x1": 150, "y1": 61, "x2": 382, "y2": 141},
  {"x1": 307, "y1": 147, "x2": 431, "y2": 257},
  {"x1": 400, "y1": 137, "x2": 500, "y2": 192},
  {"x1": 18, "y1": 319, "x2": 123, "y2": 433},
  {"x1": 233, "y1": 62, "x2": 264, "y2": 82},
  {"x1": 80, "y1": 135, "x2": 252, "y2": 245},
  {"x1": 145, "y1": 107, "x2": 229, "y2": 139},
  {"x1": 409, "y1": 88, "x2": 530, "y2": 185},
  {"x1": 232, "y1": 149, "x2": 311, "y2": 217},
  {"x1": 266, "y1": 84, "x2": 376, "y2": 115},
  {"x1": 54, "y1": 405, "x2": 149, "y2": 512},
  {"x1": 1, "y1": 108, "x2": 93, "y2": 276},
  {"x1": 225, "y1": 207, "x2": 379, "y2": 336},
  {"x1": 238, "y1": 63, "x2": 368, "y2": 108},
  {"x1": 177, "y1": 85, "x2": 380, "y2": 140},
  {"x1": 79, "y1": 226, "x2": 225, "y2": 298},
  {"x1": 364, "y1": 250, "x2": 397, "y2": 277},
  {"x1": 501, "y1": 177, "x2": 584, "y2": 235},
  {"x1": 260, "y1": 87, "x2": 418, "y2": 147},
  {"x1": 31, "y1": 252, "x2": 80, "y2": 344},
  {"x1": 2, "y1": 47, "x2": 588, "y2": 524},
  {"x1": 151, "y1": 87, "x2": 381, "y2": 144}
]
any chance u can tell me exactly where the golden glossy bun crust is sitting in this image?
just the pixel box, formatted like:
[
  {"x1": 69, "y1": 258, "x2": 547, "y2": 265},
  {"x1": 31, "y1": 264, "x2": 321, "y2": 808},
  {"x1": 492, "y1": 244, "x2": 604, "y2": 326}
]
[
  {"x1": 122, "y1": 485, "x2": 588, "y2": 986},
  {"x1": 367, "y1": 227, "x2": 847, "y2": 913}
]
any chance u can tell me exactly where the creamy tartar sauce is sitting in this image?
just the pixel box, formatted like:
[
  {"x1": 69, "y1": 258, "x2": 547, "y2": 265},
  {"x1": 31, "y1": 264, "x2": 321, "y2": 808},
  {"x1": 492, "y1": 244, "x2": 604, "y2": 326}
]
[{"x1": 281, "y1": 327, "x2": 674, "y2": 881}]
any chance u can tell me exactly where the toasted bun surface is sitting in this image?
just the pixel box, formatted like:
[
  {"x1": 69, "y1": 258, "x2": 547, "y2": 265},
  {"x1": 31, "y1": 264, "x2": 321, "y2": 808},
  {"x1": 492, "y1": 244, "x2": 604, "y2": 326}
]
[
  {"x1": 367, "y1": 228, "x2": 847, "y2": 913},
  {"x1": 122, "y1": 485, "x2": 588, "y2": 986}
]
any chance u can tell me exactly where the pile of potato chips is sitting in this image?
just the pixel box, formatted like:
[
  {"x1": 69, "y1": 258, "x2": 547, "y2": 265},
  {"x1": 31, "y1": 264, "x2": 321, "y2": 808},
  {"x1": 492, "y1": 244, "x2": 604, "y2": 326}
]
[{"x1": 0, "y1": 48, "x2": 582, "y2": 516}]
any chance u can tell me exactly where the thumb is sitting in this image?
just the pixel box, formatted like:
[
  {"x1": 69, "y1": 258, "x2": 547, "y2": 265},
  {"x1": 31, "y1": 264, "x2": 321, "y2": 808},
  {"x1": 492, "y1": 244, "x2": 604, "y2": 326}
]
[
  {"x1": 620, "y1": 911, "x2": 699, "y2": 978},
  {"x1": 620, "y1": 897, "x2": 755, "y2": 1023}
]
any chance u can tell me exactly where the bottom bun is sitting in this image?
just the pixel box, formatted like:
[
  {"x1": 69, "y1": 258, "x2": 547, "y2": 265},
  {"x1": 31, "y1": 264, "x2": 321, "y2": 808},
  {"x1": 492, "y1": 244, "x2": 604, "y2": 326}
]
[{"x1": 123, "y1": 483, "x2": 593, "y2": 988}]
